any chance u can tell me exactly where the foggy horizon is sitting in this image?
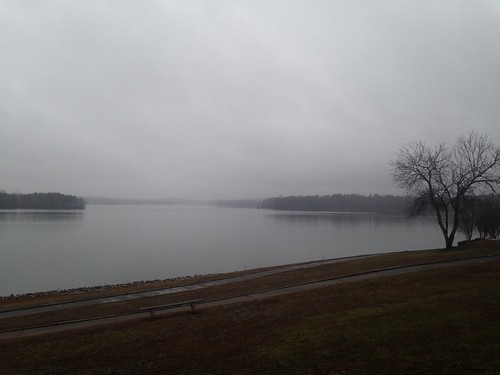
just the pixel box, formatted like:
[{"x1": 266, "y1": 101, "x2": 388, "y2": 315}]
[{"x1": 2, "y1": 1, "x2": 500, "y2": 201}]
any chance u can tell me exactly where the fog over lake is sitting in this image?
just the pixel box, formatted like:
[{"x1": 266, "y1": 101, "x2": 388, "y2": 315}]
[
  {"x1": 0, "y1": 205, "x2": 461, "y2": 296},
  {"x1": 2, "y1": 2, "x2": 499, "y2": 200}
]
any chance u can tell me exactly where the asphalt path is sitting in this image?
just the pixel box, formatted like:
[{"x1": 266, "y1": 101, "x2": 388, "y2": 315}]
[
  {"x1": 0, "y1": 256, "x2": 365, "y2": 319},
  {"x1": 1, "y1": 255, "x2": 499, "y2": 340}
]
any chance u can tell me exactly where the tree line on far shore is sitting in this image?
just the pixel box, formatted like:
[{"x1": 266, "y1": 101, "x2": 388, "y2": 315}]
[
  {"x1": 259, "y1": 194, "x2": 409, "y2": 214},
  {"x1": 0, "y1": 192, "x2": 86, "y2": 209}
]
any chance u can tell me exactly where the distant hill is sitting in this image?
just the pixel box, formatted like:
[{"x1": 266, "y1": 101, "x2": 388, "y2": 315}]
[{"x1": 0, "y1": 192, "x2": 86, "y2": 209}]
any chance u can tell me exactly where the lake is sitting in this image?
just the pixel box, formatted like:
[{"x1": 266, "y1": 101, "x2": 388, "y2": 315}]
[{"x1": 0, "y1": 204, "x2": 461, "y2": 296}]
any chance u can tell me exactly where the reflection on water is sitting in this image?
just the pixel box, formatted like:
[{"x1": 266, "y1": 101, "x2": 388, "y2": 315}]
[
  {"x1": 270, "y1": 211, "x2": 384, "y2": 223},
  {"x1": 0, "y1": 210, "x2": 84, "y2": 222},
  {"x1": 268, "y1": 211, "x2": 433, "y2": 227}
]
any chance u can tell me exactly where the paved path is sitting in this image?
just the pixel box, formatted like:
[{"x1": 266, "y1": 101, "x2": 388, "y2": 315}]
[
  {"x1": 1, "y1": 255, "x2": 498, "y2": 340},
  {"x1": 0, "y1": 256, "x2": 367, "y2": 319}
]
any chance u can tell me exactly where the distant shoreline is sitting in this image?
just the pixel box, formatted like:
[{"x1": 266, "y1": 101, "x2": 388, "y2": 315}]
[{"x1": 0, "y1": 192, "x2": 85, "y2": 210}]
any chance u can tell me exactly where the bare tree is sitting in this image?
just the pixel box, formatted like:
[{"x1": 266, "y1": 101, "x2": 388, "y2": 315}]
[{"x1": 391, "y1": 131, "x2": 500, "y2": 249}]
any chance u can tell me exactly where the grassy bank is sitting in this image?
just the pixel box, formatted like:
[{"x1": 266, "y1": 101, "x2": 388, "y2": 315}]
[{"x1": 1, "y1": 241, "x2": 499, "y2": 374}]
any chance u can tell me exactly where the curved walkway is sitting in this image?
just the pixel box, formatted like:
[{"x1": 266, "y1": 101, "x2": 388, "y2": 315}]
[
  {"x1": 1, "y1": 255, "x2": 499, "y2": 340},
  {"x1": 0, "y1": 256, "x2": 369, "y2": 319}
]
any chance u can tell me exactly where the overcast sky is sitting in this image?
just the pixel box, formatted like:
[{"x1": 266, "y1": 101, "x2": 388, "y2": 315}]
[{"x1": 1, "y1": 1, "x2": 500, "y2": 200}]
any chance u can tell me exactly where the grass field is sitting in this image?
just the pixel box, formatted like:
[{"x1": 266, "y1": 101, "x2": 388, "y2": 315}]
[{"x1": 1, "y1": 240, "x2": 499, "y2": 374}]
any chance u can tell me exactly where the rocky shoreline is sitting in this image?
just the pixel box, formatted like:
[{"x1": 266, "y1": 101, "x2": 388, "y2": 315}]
[{"x1": 1, "y1": 273, "x2": 213, "y2": 301}]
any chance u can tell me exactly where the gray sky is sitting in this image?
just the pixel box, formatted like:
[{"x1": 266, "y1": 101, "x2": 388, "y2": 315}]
[{"x1": 2, "y1": 1, "x2": 500, "y2": 200}]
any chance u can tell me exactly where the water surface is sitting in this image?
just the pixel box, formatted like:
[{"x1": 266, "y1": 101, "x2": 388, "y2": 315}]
[{"x1": 0, "y1": 205, "x2": 459, "y2": 296}]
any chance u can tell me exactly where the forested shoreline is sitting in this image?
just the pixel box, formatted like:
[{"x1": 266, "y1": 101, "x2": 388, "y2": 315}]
[
  {"x1": 260, "y1": 194, "x2": 409, "y2": 214},
  {"x1": 0, "y1": 192, "x2": 86, "y2": 209}
]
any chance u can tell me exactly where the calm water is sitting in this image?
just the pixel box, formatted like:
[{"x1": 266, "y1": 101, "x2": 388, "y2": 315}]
[{"x1": 0, "y1": 205, "x2": 460, "y2": 296}]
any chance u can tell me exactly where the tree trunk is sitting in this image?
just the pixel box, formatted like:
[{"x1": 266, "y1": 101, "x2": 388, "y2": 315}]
[
  {"x1": 444, "y1": 221, "x2": 457, "y2": 249},
  {"x1": 445, "y1": 204, "x2": 460, "y2": 249},
  {"x1": 435, "y1": 209, "x2": 453, "y2": 249},
  {"x1": 445, "y1": 236, "x2": 454, "y2": 249}
]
